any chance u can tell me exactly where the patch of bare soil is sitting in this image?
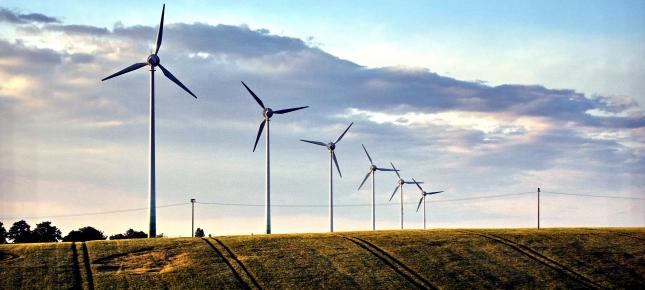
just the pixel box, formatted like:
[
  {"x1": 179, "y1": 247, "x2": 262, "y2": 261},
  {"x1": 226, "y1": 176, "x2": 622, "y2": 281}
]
[{"x1": 94, "y1": 249, "x2": 190, "y2": 274}]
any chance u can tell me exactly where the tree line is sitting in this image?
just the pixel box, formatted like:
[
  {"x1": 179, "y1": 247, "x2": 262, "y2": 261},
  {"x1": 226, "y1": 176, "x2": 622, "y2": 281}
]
[
  {"x1": 0, "y1": 220, "x2": 147, "y2": 243},
  {"x1": 0, "y1": 220, "x2": 208, "y2": 243}
]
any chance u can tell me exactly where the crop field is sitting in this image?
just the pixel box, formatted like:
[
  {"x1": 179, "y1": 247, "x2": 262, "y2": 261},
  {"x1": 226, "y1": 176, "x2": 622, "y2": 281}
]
[{"x1": 1, "y1": 228, "x2": 643, "y2": 289}]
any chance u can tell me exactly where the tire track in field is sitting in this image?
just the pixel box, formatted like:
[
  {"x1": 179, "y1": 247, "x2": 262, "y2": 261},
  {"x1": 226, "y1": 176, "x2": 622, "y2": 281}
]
[
  {"x1": 81, "y1": 242, "x2": 95, "y2": 290},
  {"x1": 212, "y1": 238, "x2": 262, "y2": 290},
  {"x1": 340, "y1": 235, "x2": 437, "y2": 290},
  {"x1": 71, "y1": 242, "x2": 83, "y2": 290},
  {"x1": 460, "y1": 230, "x2": 605, "y2": 290},
  {"x1": 201, "y1": 238, "x2": 252, "y2": 290}
]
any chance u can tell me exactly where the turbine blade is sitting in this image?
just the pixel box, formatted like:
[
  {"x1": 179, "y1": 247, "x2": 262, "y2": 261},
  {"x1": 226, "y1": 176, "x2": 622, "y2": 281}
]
[
  {"x1": 390, "y1": 162, "x2": 402, "y2": 179},
  {"x1": 361, "y1": 144, "x2": 373, "y2": 165},
  {"x1": 158, "y1": 64, "x2": 197, "y2": 98},
  {"x1": 389, "y1": 184, "x2": 400, "y2": 202},
  {"x1": 405, "y1": 181, "x2": 423, "y2": 184},
  {"x1": 154, "y1": 4, "x2": 165, "y2": 55},
  {"x1": 252, "y1": 119, "x2": 266, "y2": 152},
  {"x1": 332, "y1": 151, "x2": 342, "y2": 178},
  {"x1": 101, "y1": 63, "x2": 147, "y2": 81},
  {"x1": 300, "y1": 139, "x2": 326, "y2": 146},
  {"x1": 335, "y1": 122, "x2": 353, "y2": 143},
  {"x1": 241, "y1": 81, "x2": 265, "y2": 109},
  {"x1": 358, "y1": 170, "x2": 372, "y2": 190},
  {"x1": 412, "y1": 178, "x2": 424, "y2": 193},
  {"x1": 416, "y1": 196, "x2": 424, "y2": 212},
  {"x1": 427, "y1": 191, "x2": 444, "y2": 195},
  {"x1": 274, "y1": 106, "x2": 308, "y2": 114},
  {"x1": 376, "y1": 167, "x2": 398, "y2": 172}
]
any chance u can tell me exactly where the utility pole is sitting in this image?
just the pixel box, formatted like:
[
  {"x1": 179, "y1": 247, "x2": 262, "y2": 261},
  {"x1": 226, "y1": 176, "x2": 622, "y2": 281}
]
[
  {"x1": 537, "y1": 188, "x2": 540, "y2": 230},
  {"x1": 191, "y1": 198, "x2": 196, "y2": 237}
]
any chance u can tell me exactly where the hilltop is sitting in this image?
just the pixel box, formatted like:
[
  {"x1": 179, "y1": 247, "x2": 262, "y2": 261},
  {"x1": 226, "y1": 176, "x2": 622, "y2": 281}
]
[{"x1": 1, "y1": 228, "x2": 643, "y2": 289}]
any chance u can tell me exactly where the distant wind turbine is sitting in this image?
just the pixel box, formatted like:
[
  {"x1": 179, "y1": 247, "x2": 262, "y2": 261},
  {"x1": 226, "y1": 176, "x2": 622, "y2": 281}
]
[
  {"x1": 241, "y1": 81, "x2": 308, "y2": 234},
  {"x1": 412, "y1": 178, "x2": 444, "y2": 229},
  {"x1": 357, "y1": 144, "x2": 399, "y2": 230},
  {"x1": 388, "y1": 162, "x2": 423, "y2": 230},
  {"x1": 101, "y1": 4, "x2": 197, "y2": 238},
  {"x1": 301, "y1": 122, "x2": 353, "y2": 232}
]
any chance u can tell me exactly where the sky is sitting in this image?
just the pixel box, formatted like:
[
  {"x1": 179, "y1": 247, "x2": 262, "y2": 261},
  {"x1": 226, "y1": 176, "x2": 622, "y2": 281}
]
[{"x1": 0, "y1": 0, "x2": 643, "y2": 237}]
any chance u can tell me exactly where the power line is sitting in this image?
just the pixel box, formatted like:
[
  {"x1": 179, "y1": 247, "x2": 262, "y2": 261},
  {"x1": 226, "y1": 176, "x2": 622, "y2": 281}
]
[
  {"x1": 0, "y1": 202, "x2": 189, "y2": 220},
  {"x1": 2, "y1": 190, "x2": 641, "y2": 221},
  {"x1": 196, "y1": 191, "x2": 535, "y2": 207},
  {"x1": 542, "y1": 191, "x2": 645, "y2": 200}
]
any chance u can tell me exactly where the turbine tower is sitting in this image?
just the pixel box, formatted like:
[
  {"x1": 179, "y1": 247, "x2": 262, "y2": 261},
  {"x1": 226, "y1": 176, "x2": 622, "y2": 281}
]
[
  {"x1": 357, "y1": 144, "x2": 398, "y2": 230},
  {"x1": 301, "y1": 122, "x2": 353, "y2": 232},
  {"x1": 412, "y1": 178, "x2": 444, "y2": 229},
  {"x1": 101, "y1": 4, "x2": 197, "y2": 238},
  {"x1": 241, "y1": 81, "x2": 308, "y2": 234},
  {"x1": 388, "y1": 162, "x2": 423, "y2": 230}
]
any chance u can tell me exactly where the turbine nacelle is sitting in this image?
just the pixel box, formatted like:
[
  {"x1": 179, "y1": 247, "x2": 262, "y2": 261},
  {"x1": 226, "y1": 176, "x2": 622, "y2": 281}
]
[
  {"x1": 263, "y1": 108, "x2": 274, "y2": 119},
  {"x1": 147, "y1": 54, "x2": 160, "y2": 67}
]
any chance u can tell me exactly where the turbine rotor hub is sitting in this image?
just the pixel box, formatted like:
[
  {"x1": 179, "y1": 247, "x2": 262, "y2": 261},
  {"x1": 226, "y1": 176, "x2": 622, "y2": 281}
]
[
  {"x1": 371, "y1": 165, "x2": 377, "y2": 171},
  {"x1": 399, "y1": 179, "x2": 405, "y2": 185},
  {"x1": 264, "y1": 108, "x2": 273, "y2": 119},
  {"x1": 147, "y1": 54, "x2": 160, "y2": 67},
  {"x1": 327, "y1": 143, "x2": 336, "y2": 150}
]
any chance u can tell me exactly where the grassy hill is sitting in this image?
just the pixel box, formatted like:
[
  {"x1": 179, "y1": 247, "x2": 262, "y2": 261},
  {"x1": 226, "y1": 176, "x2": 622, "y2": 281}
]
[{"x1": 1, "y1": 228, "x2": 643, "y2": 289}]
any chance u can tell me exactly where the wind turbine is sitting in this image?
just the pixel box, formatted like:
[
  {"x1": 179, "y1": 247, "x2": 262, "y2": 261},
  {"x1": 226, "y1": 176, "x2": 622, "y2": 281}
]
[
  {"x1": 412, "y1": 178, "x2": 443, "y2": 229},
  {"x1": 388, "y1": 162, "x2": 423, "y2": 230},
  {"x1": 357, "y1": 144, "x2": 398, "y2": 230},
  {"x1": 241, "y1": 81, "x2": 308, "y2": 234},
  {"x1": 301, "y1": 122, "x2": 353, "y2": 232},
  {"x1": 101, "y1": 4, "x2": 197, "y2": 238}
]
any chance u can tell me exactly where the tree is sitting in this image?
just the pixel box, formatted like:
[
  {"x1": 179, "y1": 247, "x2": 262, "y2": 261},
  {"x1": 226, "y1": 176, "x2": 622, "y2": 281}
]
[
  {"x1": 8, "y1": 220, "x2": 33, "y2": 243},
  {"x1": 195, "y1": 228, "x2": 205, "y2": 238},
  {"x1": 63, "y1": 226, "x2": 107, "y2": 242},
  {"x1": 31, "y1": 221, "x2": 62, "y2": 242},
  {"x1": 0, "y1": 221, "x2": 7, "y2": 244},
  {"x1": 109, "y1": 229, "x2": 147, "y2": 240}
]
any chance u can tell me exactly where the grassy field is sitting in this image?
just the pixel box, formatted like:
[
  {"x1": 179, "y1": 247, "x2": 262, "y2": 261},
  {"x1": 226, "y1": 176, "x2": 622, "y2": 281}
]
[{"x1": 1, "y1": 228, "x2": 643, "y2": 289}]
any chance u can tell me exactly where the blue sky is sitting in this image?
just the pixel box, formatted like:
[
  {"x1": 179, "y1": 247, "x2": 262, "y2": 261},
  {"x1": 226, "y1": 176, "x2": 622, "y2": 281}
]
[{"x1": 0, "y1": 1, "x2": 643, "y2": 237}]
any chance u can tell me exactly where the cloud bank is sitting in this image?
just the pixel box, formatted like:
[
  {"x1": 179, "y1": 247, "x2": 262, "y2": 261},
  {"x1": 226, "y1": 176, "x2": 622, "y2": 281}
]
[{"x1": 0, "y1": 7, "x2": 643, "y2": 235}]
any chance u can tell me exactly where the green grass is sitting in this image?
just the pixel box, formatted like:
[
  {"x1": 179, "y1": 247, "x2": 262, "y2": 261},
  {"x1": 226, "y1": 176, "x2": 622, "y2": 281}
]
[{"x1": 1, "y1": 228, "x2": 643, "y2": 289}]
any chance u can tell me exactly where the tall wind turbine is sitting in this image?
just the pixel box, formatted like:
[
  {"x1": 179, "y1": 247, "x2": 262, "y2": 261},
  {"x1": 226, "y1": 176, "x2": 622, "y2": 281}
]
[
  {"x1": 301, "y1": 122, "x2": 353, "y2": 232},
  {"x1": 388, "y1": 162, "x2": 423, "y2": 230},
  {"x1": 101, "y1": 4, "x2": 197, "y2": 238},
  {"x1": 241, "y1": 81, "x2": 308, "y2": 234},
  {"x1": 357, "y1": 144, "x2": 398, "y2": 230},
  {"x1": 412, "y1": 178, "x2": 443, "y2": 229}
]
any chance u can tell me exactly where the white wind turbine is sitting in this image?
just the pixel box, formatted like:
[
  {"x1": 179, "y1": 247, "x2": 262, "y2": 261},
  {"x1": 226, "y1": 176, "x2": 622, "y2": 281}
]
[
  {"x1": 300, "y1": 122, "x2": 353, "y2": 232},
  {"x1": 357, "y1": 144, "x2": 399, "y2": 230},
  {"x1": 388, "y1": 162, "x2": 423, "y2": 230},
  {"x1": 412, "y1": 178, "x2": 444, "y2": 229},
  {"x1": 101, "y1": 4, "x2": 197, "y2": 238},
  {"x1": 241, "y1": 81, "x2": 308, "y2": 234}
]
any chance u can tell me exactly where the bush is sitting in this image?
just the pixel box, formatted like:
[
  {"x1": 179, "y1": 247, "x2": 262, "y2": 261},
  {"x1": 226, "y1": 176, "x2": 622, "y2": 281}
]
[
  {"x1": 7, "y1": 220, "x2": 33, "y2": 243},
  {"x1": 109, "y1": 229, "x2": 147, "y2": 240},
  {"x1": 0, "y1": 221, "x2": 6, "y2": 244},
  {"x1": 31, "y1": 221, "x2": 62, "y2": 242},
  {"x1": 63, "y1": 226, "x2": 107, "y2": 242}
]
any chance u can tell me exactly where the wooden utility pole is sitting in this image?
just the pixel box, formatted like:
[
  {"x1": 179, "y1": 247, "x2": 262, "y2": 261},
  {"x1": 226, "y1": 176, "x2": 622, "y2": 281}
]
[
  {"x1": 537, "y1": 188, "x2": 540, "y2": 229},
  {"x1": 191, "y1": 198, "x2": 196, "y2": 237}
]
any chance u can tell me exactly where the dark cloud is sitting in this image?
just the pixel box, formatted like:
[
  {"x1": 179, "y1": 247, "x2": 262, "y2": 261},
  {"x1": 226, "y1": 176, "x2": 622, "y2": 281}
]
[
  {"x1": 0, "y1": 39, "x2": 62, "y2": 70},
  {"x1": 0, "y1": 8, "x2": 60, "y2": 24}
]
